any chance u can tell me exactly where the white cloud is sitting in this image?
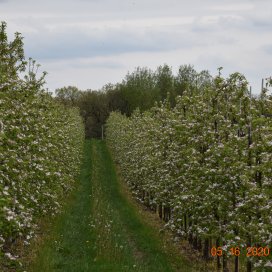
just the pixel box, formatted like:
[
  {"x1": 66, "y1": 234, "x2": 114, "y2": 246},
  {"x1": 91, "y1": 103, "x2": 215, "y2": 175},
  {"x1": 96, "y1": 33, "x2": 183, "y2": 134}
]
[
  {"x1": 210, "y1": 3, "x2": 254, "y2": 12},
  {"x1": 0, "y1": 0, "x2": 271, "y2": 94}
]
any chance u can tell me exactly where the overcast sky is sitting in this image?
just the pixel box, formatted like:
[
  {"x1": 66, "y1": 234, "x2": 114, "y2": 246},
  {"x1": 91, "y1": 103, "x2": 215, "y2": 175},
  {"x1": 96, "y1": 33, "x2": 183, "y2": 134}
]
[{"x1": 1, "y1": 0, "x2": 271, "y2": 94}]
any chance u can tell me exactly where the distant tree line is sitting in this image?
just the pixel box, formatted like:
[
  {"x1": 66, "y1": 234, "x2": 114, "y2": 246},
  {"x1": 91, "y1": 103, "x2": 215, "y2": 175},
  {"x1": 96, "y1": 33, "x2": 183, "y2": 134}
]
[{"x1": 55, "y1": 64, "x2": 213, "y2": 138}]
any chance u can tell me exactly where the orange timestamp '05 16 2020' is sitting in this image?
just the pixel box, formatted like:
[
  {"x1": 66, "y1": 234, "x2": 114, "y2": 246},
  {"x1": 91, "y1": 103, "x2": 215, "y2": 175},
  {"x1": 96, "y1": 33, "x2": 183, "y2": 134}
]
[{"x1": 211, "y1": 246, "x2": 271, "y2": 257}]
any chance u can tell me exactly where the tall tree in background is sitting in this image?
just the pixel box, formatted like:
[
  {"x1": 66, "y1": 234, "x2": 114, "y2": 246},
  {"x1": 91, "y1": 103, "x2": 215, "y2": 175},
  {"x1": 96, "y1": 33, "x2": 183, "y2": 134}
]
[
  {"x1": 55, "y1": 65, "x2": 213, "y2": 139},
  {"x1": 155, "y1": 64, "x2": 175, "y2": 105},
  {"x1": 120, "y1": 67, "x2": 158, "y2": 115},
  {"x1": 55, "y1": 86, "x2": 81, "y2": 107},
  {"x1": 174, "y1": 65, "x2": 198, "y2": 96},
  {"x1": 78, "y1": 90, "x2": 109, "y2": 138}
]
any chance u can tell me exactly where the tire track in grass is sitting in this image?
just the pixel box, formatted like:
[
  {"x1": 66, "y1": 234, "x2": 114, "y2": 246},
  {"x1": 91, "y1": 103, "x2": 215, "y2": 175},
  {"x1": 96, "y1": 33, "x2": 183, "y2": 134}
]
[{"x1": 29, "y1": 140, "x2": 198, "y2": 271}]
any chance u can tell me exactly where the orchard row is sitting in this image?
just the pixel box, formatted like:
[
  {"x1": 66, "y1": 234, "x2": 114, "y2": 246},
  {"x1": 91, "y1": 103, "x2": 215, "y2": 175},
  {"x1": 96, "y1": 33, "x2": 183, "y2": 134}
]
[
  {"x1": 0, "y1": 22, "x2": 85, "y2": 264},
  {"x1": 106, "y1": 73, "x2": 272, "y2": 271}
]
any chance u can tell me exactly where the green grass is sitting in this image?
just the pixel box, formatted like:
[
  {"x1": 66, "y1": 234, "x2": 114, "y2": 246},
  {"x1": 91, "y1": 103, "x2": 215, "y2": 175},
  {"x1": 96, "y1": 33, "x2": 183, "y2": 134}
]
[{"x1": 29, "y1": 140, "x2": 199, "y2": 271}]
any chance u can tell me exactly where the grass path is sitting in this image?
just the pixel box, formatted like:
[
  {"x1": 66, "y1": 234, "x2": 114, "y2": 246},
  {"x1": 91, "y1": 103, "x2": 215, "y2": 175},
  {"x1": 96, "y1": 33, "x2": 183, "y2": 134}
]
[{"x1": 29, "y1": 140, "x2": 200, "y2": 272}]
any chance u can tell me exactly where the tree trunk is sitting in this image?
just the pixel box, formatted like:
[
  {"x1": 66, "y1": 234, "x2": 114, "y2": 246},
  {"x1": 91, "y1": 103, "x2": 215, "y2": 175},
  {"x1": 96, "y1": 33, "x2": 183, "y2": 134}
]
[
  {"x1": 142, "y1": 190, "x2": 145, "y2": 201},
  {"x1": 198, "y1": 238, "x2": 202, "y2": 252},
  {"x1": 203, "y1": 238, "x2": 209, "y2": 260},
  {"x1": 184, "y1": 214, "x2": 187, "y2": 234},
  {"x1": 216, "y1": 238, "x2": 221, "y2": 270},
  {"x1": 188, "y1": 214, "x2": 193, "y2": 244},
  {"x1": 235, "y1": 255, "x2": 239, "y2": 272},
  {"x1": 193, "y1": 235, "x2": 198, "y2": 250},
  {"x1": 247, "y1": 236, "x2": 252, "y2": 272},
  {"x1": 163, "y1": 206, "x2": 171, "y2": 222},
  {"x1": 158, "y1": 204, "x2": 162, "y2": 219},
  {"x1": 223, "y1": 253, "x2": 229, "y2": 272}
]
